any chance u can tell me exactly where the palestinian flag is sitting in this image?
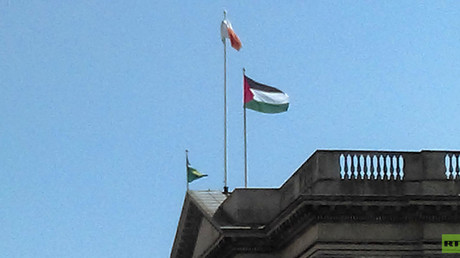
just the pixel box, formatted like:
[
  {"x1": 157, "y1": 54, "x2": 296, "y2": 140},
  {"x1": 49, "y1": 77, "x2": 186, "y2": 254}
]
[
  {"x1": 187, "y1": 156, "x2": 207, "y2": 183},
  {"x1": 244, "y1": 75, "x2": 289, "y2": 114}
]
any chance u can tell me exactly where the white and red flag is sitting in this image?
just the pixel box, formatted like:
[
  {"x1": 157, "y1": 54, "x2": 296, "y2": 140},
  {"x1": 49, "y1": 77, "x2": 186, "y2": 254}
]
[{"x1": 221, "y1": 18, "x2": 242, "y2": 51}]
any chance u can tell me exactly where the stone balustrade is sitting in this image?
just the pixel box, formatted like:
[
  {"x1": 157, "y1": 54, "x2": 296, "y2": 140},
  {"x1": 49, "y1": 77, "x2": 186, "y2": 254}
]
[
  {"x1": 279, "y1": 150, "x2": 460, "y2": 200},
  {"x1": 220, "y1": 150, "x2": 460, "y2": 225}
]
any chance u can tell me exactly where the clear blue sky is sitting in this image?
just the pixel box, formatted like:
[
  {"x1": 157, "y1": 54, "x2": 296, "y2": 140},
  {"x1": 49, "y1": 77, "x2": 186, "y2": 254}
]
[{"x1": 2, "y1": 1, "x2": 460, "y2": 257}]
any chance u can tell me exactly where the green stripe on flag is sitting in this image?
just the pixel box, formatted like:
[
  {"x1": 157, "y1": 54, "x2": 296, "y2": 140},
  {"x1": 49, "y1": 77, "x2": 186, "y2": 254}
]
[{"x1": 245, "y1": 100, "x2": 289, "y2": 114}]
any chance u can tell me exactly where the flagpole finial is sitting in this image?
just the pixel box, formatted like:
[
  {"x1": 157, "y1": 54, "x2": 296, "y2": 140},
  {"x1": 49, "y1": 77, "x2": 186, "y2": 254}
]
[
  {"x1": 223, "y1": 10, "x2": 227, "y2": 18},
  {"x1": 243, "y1": 67, "x2": 246, "y2": 73}
]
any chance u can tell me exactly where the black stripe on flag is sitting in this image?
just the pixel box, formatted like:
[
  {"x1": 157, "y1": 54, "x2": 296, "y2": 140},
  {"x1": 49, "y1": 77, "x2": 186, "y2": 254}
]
[{"x1": 245, "y1": 75, "x2": 283, "y2": 93}]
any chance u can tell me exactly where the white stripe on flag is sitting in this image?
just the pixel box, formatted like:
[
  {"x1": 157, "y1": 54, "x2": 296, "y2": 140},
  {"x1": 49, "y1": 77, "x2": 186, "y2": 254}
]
[{"x1": 250, "y1": 88, "x2": 289, "y2": 105}]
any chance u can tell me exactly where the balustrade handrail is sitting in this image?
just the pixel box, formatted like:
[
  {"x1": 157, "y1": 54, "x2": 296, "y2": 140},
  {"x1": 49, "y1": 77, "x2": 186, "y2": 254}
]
[
  {"x1": 280, "y1": 150, "x2": 460, "y2": 196},
  {"x1": 317, "y1": 149, "x2": 418, "y2": 154}
]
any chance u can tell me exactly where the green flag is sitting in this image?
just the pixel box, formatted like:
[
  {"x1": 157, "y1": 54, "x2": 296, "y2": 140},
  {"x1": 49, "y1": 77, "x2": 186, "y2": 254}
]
[{"x1": 187, "y1": 156, "x2": 207, "y2": 183}]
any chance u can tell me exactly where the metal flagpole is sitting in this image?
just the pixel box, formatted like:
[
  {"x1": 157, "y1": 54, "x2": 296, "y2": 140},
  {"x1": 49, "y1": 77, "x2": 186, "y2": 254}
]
[
  {"x1": 243, "y1": 68, "x2": 248, "y2": 188},
  {"x1": 186, "y1": 150, "x2": 189, "y2": 191},
  {"x1": 223, "y1": 10, "x2": 229, "y2": 194}
]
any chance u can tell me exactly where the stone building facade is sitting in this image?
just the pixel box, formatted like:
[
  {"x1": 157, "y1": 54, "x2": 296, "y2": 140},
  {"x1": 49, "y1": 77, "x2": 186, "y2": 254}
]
[{"x1": 171, "y1": 150, "x2": 460, "y2": 257}]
